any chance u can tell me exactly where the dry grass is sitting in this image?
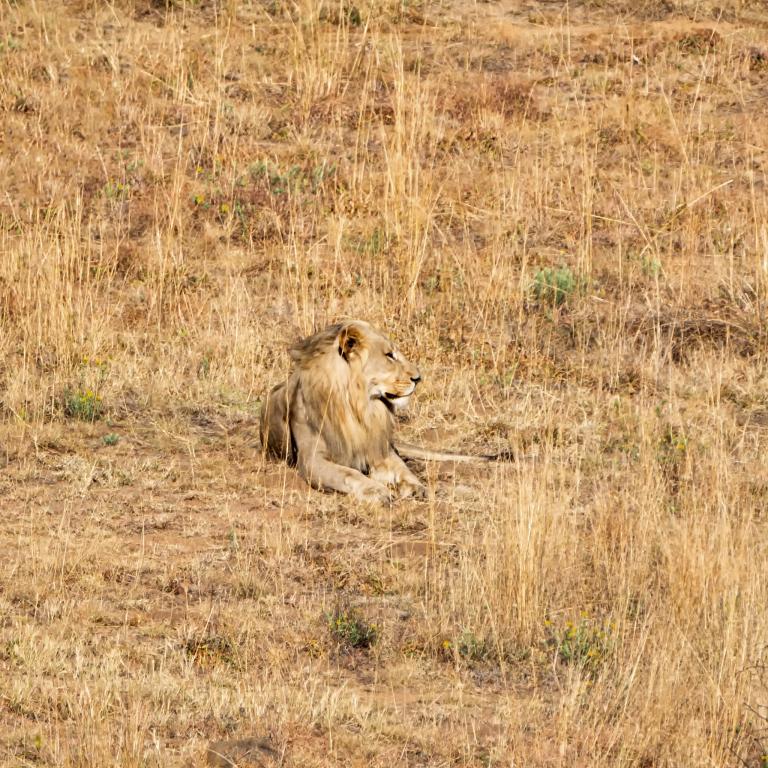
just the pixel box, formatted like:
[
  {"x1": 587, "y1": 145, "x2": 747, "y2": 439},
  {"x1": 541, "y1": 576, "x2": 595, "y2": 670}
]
[{"x1": 2, "y1": 0, "x2": 768, "y2": 765}]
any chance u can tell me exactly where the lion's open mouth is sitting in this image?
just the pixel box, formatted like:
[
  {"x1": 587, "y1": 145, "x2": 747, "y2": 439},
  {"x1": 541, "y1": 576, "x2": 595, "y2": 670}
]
[{"x1": 380, "y1": 392, "x2": 410, "y2": 413}]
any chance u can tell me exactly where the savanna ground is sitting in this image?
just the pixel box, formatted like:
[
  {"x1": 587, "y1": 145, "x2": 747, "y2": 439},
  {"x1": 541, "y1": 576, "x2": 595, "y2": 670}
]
[{"x1": 1, "y1": 0, "x2": 768, "y2": 765}]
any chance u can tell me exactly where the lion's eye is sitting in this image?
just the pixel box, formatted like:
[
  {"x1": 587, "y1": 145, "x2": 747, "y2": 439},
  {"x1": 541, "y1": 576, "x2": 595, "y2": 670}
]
[{"x1": 386, "y1": 351, "x2": 396, "y2": 361}]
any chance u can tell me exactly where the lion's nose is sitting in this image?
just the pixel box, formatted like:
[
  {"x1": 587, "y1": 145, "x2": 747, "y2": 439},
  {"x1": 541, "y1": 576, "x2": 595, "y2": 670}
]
[{"x1": 411, "y1": 374, "x2": 422, "y2": 384}]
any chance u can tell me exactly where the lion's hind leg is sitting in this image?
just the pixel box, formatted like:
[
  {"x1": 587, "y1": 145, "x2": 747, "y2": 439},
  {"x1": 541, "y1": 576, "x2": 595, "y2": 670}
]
[{"x1": 260, "y1": 382, "x2": 294, "y2": 462}]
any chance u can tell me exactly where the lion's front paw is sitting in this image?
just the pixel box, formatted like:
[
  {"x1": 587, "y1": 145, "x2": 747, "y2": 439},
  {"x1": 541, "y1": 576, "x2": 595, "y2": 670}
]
[
  {"x1": 355, "y1": 480, "x2": 393, "y2": 505},
  {"x1": 397, "y1": 480, "x2": 428, "y2": 501}
]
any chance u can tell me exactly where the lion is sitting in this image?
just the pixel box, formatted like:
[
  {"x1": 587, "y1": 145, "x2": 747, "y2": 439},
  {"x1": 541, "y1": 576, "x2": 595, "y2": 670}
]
[{"x1": 259, "y1": 320, "x2": 498, "y2": 503}]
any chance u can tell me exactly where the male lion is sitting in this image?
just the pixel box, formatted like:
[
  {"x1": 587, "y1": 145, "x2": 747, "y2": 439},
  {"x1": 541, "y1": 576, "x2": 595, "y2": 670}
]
[{"x1": 260, "y1": 320, "x2": 428, "y2": 503}]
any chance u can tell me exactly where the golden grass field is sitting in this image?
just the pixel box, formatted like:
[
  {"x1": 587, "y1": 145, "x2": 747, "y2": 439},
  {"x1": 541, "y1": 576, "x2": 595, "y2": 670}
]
[{"x1": 2, "y1": 0, "x2": 768, "y2": 765}]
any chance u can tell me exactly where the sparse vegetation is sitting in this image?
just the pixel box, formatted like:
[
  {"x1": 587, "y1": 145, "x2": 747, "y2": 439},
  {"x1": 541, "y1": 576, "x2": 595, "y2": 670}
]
[
  {"x1": 249, "y1": 160, "x2": 336, "y2": 196},
  {"x1": 546, "y1": 614, "x2": 615, "y2": 674},
  {"x1": 1, "y1": 0, "x2": 767, "y2": 766},
  {"x1": 531, "y1": 265, "x2": 578, "y2": 307},
  {"x1": 441, "y1": 630, "x2": 488, "y2": 663},
  {"x1": 327, "y1": 607, "x2": 378, "y2": 650},
  {"x1": 63, "y1": 388, "x2": 103, "y2": 421},
  {"x1": 184, "y1": 633, "x2": 239, "y2": 668}
]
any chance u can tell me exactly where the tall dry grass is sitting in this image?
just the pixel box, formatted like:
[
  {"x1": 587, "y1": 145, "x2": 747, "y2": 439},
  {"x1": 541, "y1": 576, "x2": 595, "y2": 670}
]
[{"x1": 1, "y1": 0, "x2": 767, "y2": 765}]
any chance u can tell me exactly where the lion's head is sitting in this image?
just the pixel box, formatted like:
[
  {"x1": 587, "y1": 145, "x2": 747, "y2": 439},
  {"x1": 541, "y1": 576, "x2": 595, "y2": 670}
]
[{"x1": 287, "y1": 320, "x2": 421, "y2": 468}]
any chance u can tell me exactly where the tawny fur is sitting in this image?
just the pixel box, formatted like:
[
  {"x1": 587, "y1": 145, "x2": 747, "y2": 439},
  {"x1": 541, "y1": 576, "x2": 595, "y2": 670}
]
[{"x1": 260, "y1": 320, "x2": 426, "y2": 503}]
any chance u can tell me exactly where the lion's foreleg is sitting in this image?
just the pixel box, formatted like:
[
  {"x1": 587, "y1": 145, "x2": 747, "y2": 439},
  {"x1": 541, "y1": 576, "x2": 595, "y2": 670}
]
[
  {"x1": 369, "y1": 451, "x2": 428, "y2": 500},
  {"x1": 291, "y1": 417, "x2": 391, "y2": 503},
  {"x1": 298, "y1": 452, "x2": 392, "y2": 503}
]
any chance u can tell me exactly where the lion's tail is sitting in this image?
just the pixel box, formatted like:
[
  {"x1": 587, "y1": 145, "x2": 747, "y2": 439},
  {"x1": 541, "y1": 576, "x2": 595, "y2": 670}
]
[{"x1": 395, "y1": 442, "x2": 514, "y2": 463}]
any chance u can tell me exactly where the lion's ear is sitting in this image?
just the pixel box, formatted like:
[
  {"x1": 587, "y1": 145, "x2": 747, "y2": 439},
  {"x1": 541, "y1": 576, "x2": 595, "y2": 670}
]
[{"x1": 338, "y1": 325, "x2": 363, "y2": 362}]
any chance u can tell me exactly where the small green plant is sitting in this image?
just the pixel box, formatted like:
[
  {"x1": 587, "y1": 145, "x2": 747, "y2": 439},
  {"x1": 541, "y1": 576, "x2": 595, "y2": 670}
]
[
  {"x1": 659, "y1": 429, "x2": 687, "y2": 453},
  {"x1": 457, "y1": 630, "x2": 488, "y2": 661},
  {"x1": 546, "y1": 613, "x2": 615, "y2": 673},
  {"x1": 327, "y1": 608, "x2": 377, "y2": 649},
  {"x1": 103, "y1": 433, "x2": 119, "y2": 446},
  {"x1": 64, "y1": 357, "x2": 109, "y2": 421},
  {"x1": 64, "y1": 389, "x2": 102, "y2": 421},
  {"x1": 359, "y1": 227, "x2": 388, "y2": 255},
  {"x1": 103, "y1": 179, "x2": 129, "y2": 198},
  {"x1": 641, "y1": 254, "x2": 662, "y2": 277},
  {"x1": 657, "y1": 427, "x2": 688, "y2": 468},
  {"x1": 0, "y1": 35, "x2": 21, "y2": 54},
  {"x1": 250, "y1": 160, "x2": 335, "y2": 196},
  {"x1": 531, "y1": 265, "x2": 577, "y2": 307},
  {"x1": 440, "y1": 630, "x2": 488, "y2": 662}
]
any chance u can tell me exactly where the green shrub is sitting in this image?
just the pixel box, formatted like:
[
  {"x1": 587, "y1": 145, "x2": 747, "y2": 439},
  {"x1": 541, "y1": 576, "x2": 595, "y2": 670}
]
[
  {"x1": 64, "y1": 356, "x2": 109, "y2": 421},
  {"x1": 440, "y1": 630, "x2": 488, "y2": 662},
  {"x1": 64, "y1": 389, "x2": 102, "y2": 421},
  {"x1": 532, "y1": 265, "x2": 577, "y2": 307},
  {"x1": 546, "y1": 613, "x2": 615, "y2": 673},
  {"x1": 327, "y1": 608, "x2": 377, "y2": 649}
]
